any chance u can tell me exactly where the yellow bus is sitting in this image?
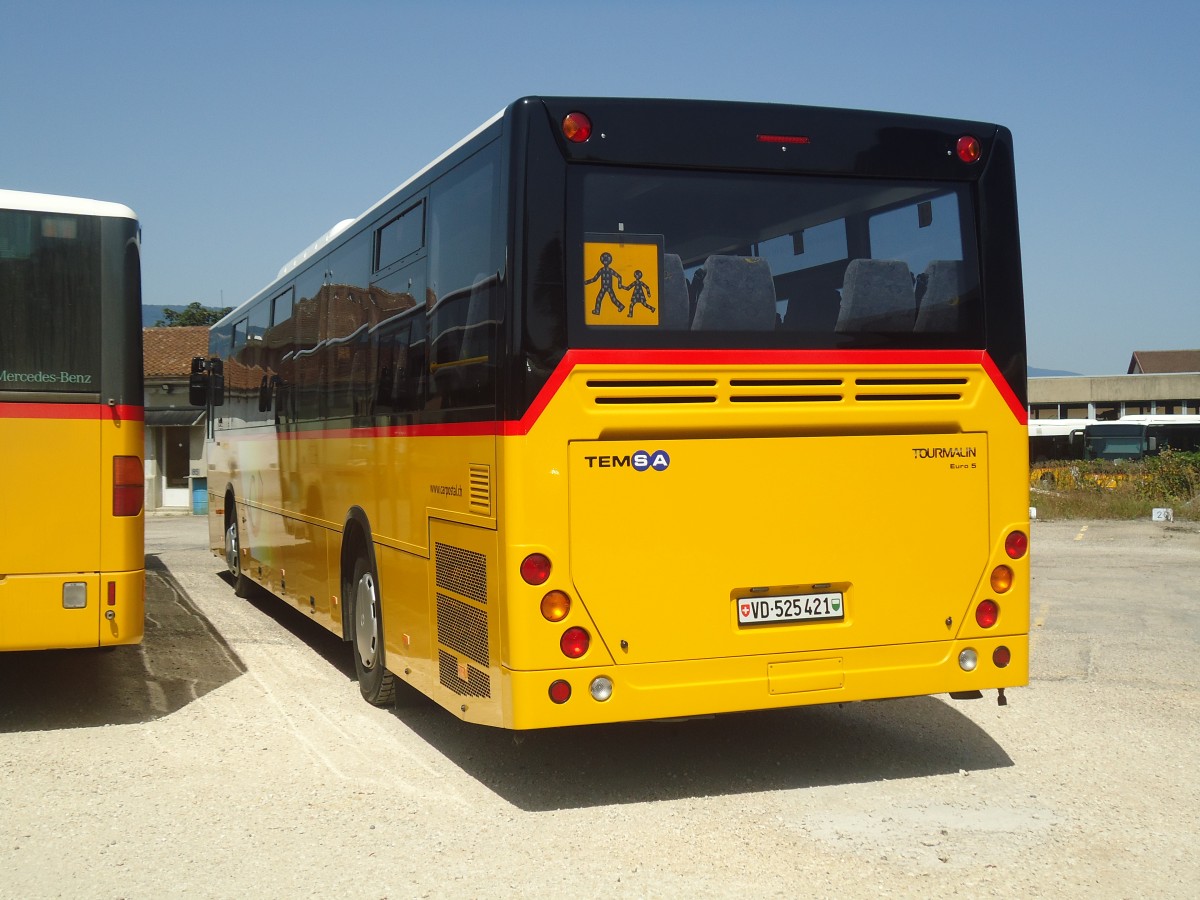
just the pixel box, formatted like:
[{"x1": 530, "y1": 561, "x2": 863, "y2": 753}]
[
  {"x1": 195, "y1": 97, "x2": 1028, "y2": 728},
  {"x1": 0, "y1": 189, "x2": 144, "y2": 651}
]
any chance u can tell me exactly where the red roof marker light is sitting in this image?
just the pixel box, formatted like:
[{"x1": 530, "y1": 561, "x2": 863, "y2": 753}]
[
  {"x1": 956, "y1": 135, "x2": 982, "y2": 164},
  {"x1": 562, "y1": 112, "x2": 593, "y2": 143}
]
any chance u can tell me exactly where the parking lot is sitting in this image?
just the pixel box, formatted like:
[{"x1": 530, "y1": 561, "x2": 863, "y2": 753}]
[{"x1": 1, "y1": 516, "x2": 1197, "y2": 898}]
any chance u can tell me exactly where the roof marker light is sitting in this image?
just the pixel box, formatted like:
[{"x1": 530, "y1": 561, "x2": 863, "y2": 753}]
[
  {"x1": 562, "y1": 112, "x2": 592, "y2": 143},
  {"x1": 956, "y1": 135, "x2": 982, "y2": 164}
]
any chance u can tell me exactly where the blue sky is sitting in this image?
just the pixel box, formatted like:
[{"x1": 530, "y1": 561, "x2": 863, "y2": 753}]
[{"x1": 2, "y1": 0, "x2": 1197, "y2": 375}]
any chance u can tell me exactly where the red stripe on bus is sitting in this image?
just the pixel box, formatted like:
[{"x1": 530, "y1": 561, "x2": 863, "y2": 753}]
[
  {"x1": 509, "y1": 348, "x2": 1027, "y2": 433},
  {"x1": 0, "y1": 402, "x2": 144, "y2": 422},
  {"x1": 219, "y1": 348, "x2": 1025, "y2": 441}
]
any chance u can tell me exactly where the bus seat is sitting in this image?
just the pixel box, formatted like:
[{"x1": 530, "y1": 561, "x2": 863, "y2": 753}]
[
  {"x1": 915, "y1": 260, "x2": 964, "y2": 332},
  {"x1": 834, "y1": 258, "x2": 915, "y2": 332},
  {"x1": 691, "y1": 255, "x2": 776, "y2": 330},
  {"x1": 660, "y1": 254, "x2": 690, "y2": 329}
]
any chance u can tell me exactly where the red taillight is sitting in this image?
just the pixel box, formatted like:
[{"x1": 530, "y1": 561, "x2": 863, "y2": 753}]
[
  {"x1": 756, "y1": 133, "x2": 811, "y2": 145},
  {"x1": 521, "y1": 553, "x2": 551, "y2": 585},
  {"x1": 548, "y1": 680, "x2": 572, "y2": 704},
  {"x1": 560, "y1": 626, "x2": 590, "y2": 659},
  {"x1": 976, "y1": 599, "x2": 999, "y2": 628},
  {"x1": 956, "y1": 135, "x2": 982, "y2": 163},
  {"x1": 1005, "y1": 530, "x2": 1029, "y2": 559},
  {"x1": 113, "y1": 455, "x2": 143, "y2": 517},
  {"x1": 562, "y1": 112, "x2": 592, "y2": 143},
  {"x1": 993, "y1": 646, "x2": 1011, "y2": 668}
]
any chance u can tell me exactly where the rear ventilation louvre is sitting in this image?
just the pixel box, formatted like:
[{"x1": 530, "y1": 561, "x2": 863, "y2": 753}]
[
  {"x1": 468, "y1": 464, "x2": 491, "y2": 516},
  {"x1": 854, "y1": 377, "x2": 967, "y2": 403},
  {"x1": 584, "y1": 373, "x2": 973, "y2": 406}
]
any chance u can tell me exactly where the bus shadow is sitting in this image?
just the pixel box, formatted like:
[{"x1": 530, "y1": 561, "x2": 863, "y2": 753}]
[
  {"x1": 215, "y1": 573, "x2": 357, "y2": 680},
  {"x1": 393, "y1": 695, "x2": 1014, "y2": 812},
  {"x1": 0, "y1": 557, "x2": 246, "y2": 733}
]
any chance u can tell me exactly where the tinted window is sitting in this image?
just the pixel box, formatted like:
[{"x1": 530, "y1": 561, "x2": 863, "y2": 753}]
[
  {"x1": 426, "y1": 145, "x2": 503, "y2": 411},
  {"x1": 572, "y1": 167, "x2": 981, "y2": 348},
  {"x1": 375, "y1": 202, "x2": 424, "y2": 272},
  {"x1": 0, "y1": 209, "x2": 100, "y2": 394}
]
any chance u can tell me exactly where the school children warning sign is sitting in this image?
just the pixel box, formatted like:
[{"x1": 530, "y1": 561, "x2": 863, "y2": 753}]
[{"x1": 583, "y1": 234, "x2": 663, "y2": 326}]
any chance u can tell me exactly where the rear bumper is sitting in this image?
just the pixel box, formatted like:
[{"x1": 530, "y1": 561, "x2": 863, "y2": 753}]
[
  {"x1": 0, "y1": 570, "x2": 144, "y2": 651},
  {"x1": 499, "y1": 634, "x2": 1027, "y2": 729}
]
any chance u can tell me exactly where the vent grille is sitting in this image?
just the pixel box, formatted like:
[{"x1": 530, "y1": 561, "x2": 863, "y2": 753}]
[
  {"x1": 435, "y1": 542, "x2": 488, "y2": 604},
  {"x1": 468, "y1": 464, "x2": 491, "y2": 516},
  {"x1": 854, "y1": 376, "x2": 967, "y2": 403},
  {"x1": 439, "y1": 649, "x2": 491, "y2": 698},
  {"x1": 585, "y1": 373, "x2": 974, "y2": 406},
  {"x1": 436, "y1": 592, "x2": 489, "y2": 666}
]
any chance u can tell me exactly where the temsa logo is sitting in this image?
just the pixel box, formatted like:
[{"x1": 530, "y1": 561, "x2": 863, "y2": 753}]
[{"x1": 584, "y1": 450, "x2": 671, "y2": 472}]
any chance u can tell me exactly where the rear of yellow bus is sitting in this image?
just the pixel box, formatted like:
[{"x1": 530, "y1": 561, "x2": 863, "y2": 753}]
[
  {"x1": 0, "y1": 194, "x2": 144, "y2": 651},
  {"x1": 496, "y1": 99, "x2": 1027, "y2": 728}
]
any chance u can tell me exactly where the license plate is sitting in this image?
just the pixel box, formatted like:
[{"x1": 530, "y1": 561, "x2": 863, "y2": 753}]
[{"x1": 737, "y1": 592, "x2": 844, "y2": 625}]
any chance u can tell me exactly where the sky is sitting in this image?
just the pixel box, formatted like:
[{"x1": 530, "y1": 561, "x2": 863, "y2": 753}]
[{"x1": 2, "y1": 0, "x2": 1197, "y2": 376}]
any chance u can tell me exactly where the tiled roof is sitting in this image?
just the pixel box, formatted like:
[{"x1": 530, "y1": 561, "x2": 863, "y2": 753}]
[
  {"x1": 1127, "y1": 350, "x2": 1200, "y2": 374},
  {"x1": 143, "y1": 326, "x2": 210, "y2": 378}
]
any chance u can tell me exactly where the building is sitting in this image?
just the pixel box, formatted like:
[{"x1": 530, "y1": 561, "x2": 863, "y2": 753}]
[
  {"x1": 143, "y1": 326, "x2": 208, "y2": 513},
  {"x1": 1028, "y1": 350, "x2": 1200, "y2": 461}
]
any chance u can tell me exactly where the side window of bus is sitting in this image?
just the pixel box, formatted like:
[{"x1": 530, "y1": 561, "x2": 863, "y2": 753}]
[
  {"x1": 370, "y1": 269, "x2": 426, "y2": 416},
  {"x1": 375, "y1": 201, "x2": 424, "y2": 271},
  {"x1": 291, "y1": 270, "x2": 324, "y2": 422},
  {"x1": 224, "y1": 317, "x2": 250, "y2": 414},
  {"x1": 323, "y1": 280, "x2": 373, "y2": 422},
  {"x1": 426, "y1": 144, "x2": 502, "y2": 411},
  {"x1": 264, "y1": 287, "x2": 295, "y2": 420}
]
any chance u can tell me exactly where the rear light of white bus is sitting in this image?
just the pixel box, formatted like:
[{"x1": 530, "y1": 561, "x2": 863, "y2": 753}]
[{"x1": 113, "y1": 456, "x2": 142, "y2": 516}]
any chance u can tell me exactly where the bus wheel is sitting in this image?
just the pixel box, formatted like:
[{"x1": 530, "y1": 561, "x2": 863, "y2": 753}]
[
  {"x1": 349, "y1": 554, "x2": 396, "y2": 707},
  {"x1": 225, "y1": 505, "x2": 252, "y2": 598}
]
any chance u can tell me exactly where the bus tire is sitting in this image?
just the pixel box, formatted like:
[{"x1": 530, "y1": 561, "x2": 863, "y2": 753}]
[
  {"x1": 349, "y1": 553, "x2": 396, "y2": 707},
  {"x1": 225, "y1": 500, "x2": 252, "y2": 599}
]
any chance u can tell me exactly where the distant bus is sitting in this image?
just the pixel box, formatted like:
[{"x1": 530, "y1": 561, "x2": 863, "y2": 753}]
[
  {"x1": 194, "y1": 97, "x2": 1028, "y2": 728},
  {"x1": 0, "y1": 189, "x2": 144, "y2": 651},
  {"x1": 1084, "y1": 418, "x2": 1200, "y2": 461},
  {"x1": 1029, "y1": 415, "x2": 1200, "y2": 461}
]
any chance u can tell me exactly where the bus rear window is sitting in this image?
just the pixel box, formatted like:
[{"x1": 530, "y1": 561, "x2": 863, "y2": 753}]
[
  {"x1": 570, "y1": 167, "x2": 982, "y2": 349},
  {"x1": 0, "y1": 210, "x2": 101, "y2": 394}
]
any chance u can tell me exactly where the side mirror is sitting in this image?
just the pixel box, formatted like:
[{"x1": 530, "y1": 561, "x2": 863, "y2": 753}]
[{"x1": 188, "y1": 357, "x2": 209, "y2": 407}]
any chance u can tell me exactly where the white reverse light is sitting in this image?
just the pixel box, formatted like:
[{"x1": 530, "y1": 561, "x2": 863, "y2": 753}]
[{"x1": 589, "y1": 676, "x2": 614, "y2": 702}]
